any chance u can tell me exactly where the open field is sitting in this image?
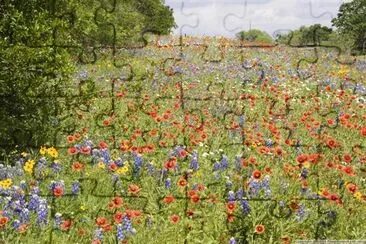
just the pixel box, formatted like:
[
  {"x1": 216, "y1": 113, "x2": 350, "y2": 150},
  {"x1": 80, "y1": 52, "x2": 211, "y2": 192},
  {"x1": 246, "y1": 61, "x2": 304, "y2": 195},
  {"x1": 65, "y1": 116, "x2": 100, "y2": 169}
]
[{"x1": 1, "y1": 41, "x2": 366, "y2": 243}]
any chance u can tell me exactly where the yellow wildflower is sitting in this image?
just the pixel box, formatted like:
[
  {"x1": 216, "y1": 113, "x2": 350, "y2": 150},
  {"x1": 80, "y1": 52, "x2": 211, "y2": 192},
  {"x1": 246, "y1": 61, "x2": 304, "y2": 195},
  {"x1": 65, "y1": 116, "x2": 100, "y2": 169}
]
[
  {"x1": 354, "y1": 192, "x2": 363, "y2": 200},
  {"x1": 40, "y1": 146, "x2": 47, "y2": 155},
  {"x1": 24, "y1": 159, "x2": 35, "y2": 174},
  {"x1": 303, "y1": 161, "x2": 311, "y2": 169},
  {"x1": 47, "y1": 147, "x2": 58, "y2": 158},
  {"x1": 97, "y1": 162, "x2": 105, "y2": 169},
  {"x1": 0, "y1": 178, "x2": 13, "y2": 189},
  {"x1": 80, "y1": 205, "x2": 87, "y2": 211},
  {"x1": 116, "y1": 165, "x2": 129, "y2": 175},
  {"x1": 21, "y1": 152, "x2": 28, "y2": 157}
]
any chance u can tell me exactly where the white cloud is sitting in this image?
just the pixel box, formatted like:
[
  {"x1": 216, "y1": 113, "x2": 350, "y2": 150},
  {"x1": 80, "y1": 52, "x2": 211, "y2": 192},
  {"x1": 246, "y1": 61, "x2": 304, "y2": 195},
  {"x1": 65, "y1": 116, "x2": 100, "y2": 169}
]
[{"x1": 164, "y1": 0, "x2": 343, "y2": 37}]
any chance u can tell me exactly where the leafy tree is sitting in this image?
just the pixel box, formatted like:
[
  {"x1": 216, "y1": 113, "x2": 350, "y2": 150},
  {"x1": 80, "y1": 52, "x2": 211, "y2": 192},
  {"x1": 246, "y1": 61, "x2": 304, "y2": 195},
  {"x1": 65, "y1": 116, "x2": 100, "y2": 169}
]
[
  {"x1": 299, "y1": 24, "x2": 332, "y2": 45},
  {"x1": 236, "y1": 29, "x2": 274, "y2": 43},
  {"x1": 0, "y1": 1, "x2": 75, "y2": 156},
  {"x1": 332, "y1": 0, "x2": 366, "y2": 54},
  {"x1": 0, "y1": 0, "x2": 176, "y2": 158},
  {"x1": 134, "y1": 0, "x2": 177, "y2": 35},
  {"x1": 275, "y1": 24, "x2": 332, "y2": 46}
]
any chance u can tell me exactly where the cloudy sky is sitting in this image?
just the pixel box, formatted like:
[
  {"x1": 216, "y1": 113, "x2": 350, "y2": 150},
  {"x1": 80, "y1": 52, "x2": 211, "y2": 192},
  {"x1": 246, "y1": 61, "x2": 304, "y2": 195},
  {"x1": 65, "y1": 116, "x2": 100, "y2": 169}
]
[{"x1": 164, "y1": 0, "x2": 346, "y2": 38}]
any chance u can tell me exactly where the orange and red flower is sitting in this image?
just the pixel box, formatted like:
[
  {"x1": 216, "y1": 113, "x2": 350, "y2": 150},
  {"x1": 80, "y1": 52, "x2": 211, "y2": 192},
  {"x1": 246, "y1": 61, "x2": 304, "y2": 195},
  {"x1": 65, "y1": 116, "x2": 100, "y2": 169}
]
[
  {"x1": 60, "y1": 219, "x2": 72, "y2": 231},
  {"x1": 163, "y1": 195, "x2": 175, "y2": 204},
  {"x1": 255, "y1": 224, "x2": 265, "y2": 234},
  {"x1": 0, "y1": 216, "x2": 9, "y2": 228},
  {"x1": 170, "y1": 214, "x2": 180, "y2": 224},
  {"x1": 252, "y1": 170, "x2": 262, "y2": 180},
  {"x1": 72, "y1": 162, "x2": 84, "y2": 172},
  {"x1": 128, "y1": 184, "x2": 141, "y2": 195}
]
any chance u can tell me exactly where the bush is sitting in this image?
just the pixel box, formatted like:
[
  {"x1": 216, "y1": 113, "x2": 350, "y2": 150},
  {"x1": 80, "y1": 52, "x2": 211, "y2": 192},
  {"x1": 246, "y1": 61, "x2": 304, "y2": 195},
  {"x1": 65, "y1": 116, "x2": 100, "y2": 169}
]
[{"x1": 0, "y1": 3, "x2": 75, "y2": 158}]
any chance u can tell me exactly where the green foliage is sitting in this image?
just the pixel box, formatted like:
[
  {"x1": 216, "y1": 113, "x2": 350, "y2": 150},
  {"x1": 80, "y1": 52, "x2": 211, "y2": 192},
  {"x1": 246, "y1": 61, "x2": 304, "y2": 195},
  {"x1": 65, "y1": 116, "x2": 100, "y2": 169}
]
[
  {"x1": 299, "y1": 24, "x2": 332, "y2": 45},
  {"x1": 332, "y1": 0, "x2": 366, "y2": 54},
  {"x1": 236, "y1": 29, "x2": 274, "y2": 43},
  {"x1": 69, "y1": 0, "x2": 176, "y2": 47},
  {"x1": 275, "y1": 24, "x2": 332, "y2": 46},
  {"x1": 0, "y1": 2, "x2": 75, "y2": 155},
  {"x1": 134, "y1": 0, "x2": 177, "y2": 35},
  {"x1": 0, "y1": 0, "x2": 176, "y2": 158}
]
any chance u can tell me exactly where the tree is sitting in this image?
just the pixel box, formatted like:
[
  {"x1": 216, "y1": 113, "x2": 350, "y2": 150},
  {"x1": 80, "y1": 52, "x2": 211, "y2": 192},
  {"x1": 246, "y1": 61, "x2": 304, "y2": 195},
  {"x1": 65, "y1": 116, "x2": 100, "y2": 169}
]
[
  {"x1": 300, "y1": 24, "x2": 332, "y2": 45},
  {"x1": 0, "y1": 1, "x2": 75, "y2": 156},
  {"x1": 275, "y1": 24, "x2": 332, "y2": 46},
  {"x1": 236, "y1": 29, "x2": 274, "y2": 43},
  {"x1": 332, "y1": 0, "x2": 366, "y2": 54},
  {"x1": 0, "y1": 0, "x2": 176, "y2": 158}
]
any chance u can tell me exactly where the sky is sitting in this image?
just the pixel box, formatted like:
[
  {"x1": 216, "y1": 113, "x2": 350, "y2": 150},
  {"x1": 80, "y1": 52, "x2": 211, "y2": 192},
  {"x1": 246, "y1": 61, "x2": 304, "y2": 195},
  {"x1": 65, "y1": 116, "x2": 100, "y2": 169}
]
[{"x1": 164, "y1": 0, "x2": 346, "y2": 38}]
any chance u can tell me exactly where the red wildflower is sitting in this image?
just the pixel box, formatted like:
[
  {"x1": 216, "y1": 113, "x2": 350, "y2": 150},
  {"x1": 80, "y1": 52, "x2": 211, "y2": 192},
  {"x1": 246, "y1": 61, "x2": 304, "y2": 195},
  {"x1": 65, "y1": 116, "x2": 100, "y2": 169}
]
[
  {"x1": 0, "y1": 216, "x2": 9, "y2": 228},
  {"x1": 187, "y1": 190, "x2": 196, "y2": 197},
  {"x1": 163, "y1": 195, "x2": 175, "y2": 204},
  {"x1": 329, "y1": 194, "x2": 342, "y2": 205},
  {"x1": 66, "y1": 135, "x2": 75, "y2": 144},
  {"x1": 109, "y1": 162, "x2": 117, "y2": 172},
  {"x1": 296, "y1": 154, "x2": 308, "y2": 164},
  {"x1": 72, "y1": 162, "x2": 84, "y2": 172},
  {"x1": 67, "y1": 147, "x2": 78, "y2": 155},
  {"x1": 170, "y1": 214, "x2": 180, "y2": 224},
  {"x1": 96, "y1": 217, "x2": 108, "y2": 227},
  {"x1": 179, "y1": 149, "x2": 187, "y2": 158},
  {"x1": 53, "y1": 186, "x2": 64, "y2": 197},
  {"x1": 343, "y1": 154, "x2": 352, "y2": 163},
  {"x1": 132, "y1": 210, "x2": 142, "y2": 218},
  {"x1": 248, "y1": 156, "x2": 257, "y2": 165},
  {"x1": 164, "y1": 159, "x2": 176, "y2": 170},
  {"x1": 99, "y1": 141, "x2": 108, "y2": 149},
  {"x1": 74, "y1": 133, "x2": 81, "y2": 140},
  {"x1": 177, "y1": 177, "x2": 188, "y2": 188},
  {"x1": 226, "y1": 202, "x2": 236, "y2": 214},
  {"x1": 308, "y1": 154, "x2": 321, "y2": 164},
  {"x1": 103, "y1": 119, "x2": 111, "y2": 127},
  {"x1": 60, "y1": 219, "x2": 72, "y2": 231},
  {"x1": 114, "y1": 211, "x2": 124, "y2": 223},
  {"x1": 190, "y1": 194, "x2": 200, "y2": 204},
  {"x1": 342, "y1": 166, "x2": 355, "y2": 176},
  {"x1": 324, "y1": 162, "x2": 335, "y2": 169},
  {"x1": 109, "y1": 196, "x2": 123, "y2": 209},
  {"x1": 275, "y1": 147, "x2": 283, "y2": 157},
  {"x1": 128, "y1": 184, "x2": 141, "y2": 195},
  {"x1": 320, "y1": 189, "x2": 330, "y2": 198},
  {"x1": 252, "y1": 170, "x2": 262, "y2": 180},
  {"x1": 289, "y1": 201, "x2": 299, "y2": 210},
  {"x1": 255, "y1": 224, "x2": 265, "y2": 234},
  {"x1": 102, "y1": 224, "x2": 112, "y2": 232},
  {"x1": 281, "y1": 235, "x2": 291, "y2": 244},
  {"x1": 360, "y1": 127, "x2": 366, "y2": 137},
  {"x1": 227, "y1": 214, "x2": 235, "y2": 223},
  {"x1": 346, "y1": 183, "x2": 357, "y2": 194},
  {"x1": 80, "y1": 146, "x2": 91, "y2": 155},
  {"x1": 18, "y1": 224, "x2": 28, "y2": 233},
  {"x1": 326, "y1": 138, "x2": 337, "y2": 148},
  {"x1": 197, "y1": 184, "x2": 205, "y2": 191}
]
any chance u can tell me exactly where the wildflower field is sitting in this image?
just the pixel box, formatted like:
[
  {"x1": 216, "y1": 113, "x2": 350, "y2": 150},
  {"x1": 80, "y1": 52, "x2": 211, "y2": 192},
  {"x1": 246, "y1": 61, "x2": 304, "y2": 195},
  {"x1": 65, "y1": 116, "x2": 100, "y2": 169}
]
[{"x1": 1, "y1": 39, "x2": 366, "y2": 244}]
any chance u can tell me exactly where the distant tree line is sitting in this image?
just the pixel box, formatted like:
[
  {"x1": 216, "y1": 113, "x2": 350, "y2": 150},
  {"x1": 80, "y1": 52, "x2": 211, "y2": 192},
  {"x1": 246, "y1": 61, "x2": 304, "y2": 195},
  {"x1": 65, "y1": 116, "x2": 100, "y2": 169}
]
[{"x1": 236, "y1": 0, "x2": 365, "y2": 55}]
